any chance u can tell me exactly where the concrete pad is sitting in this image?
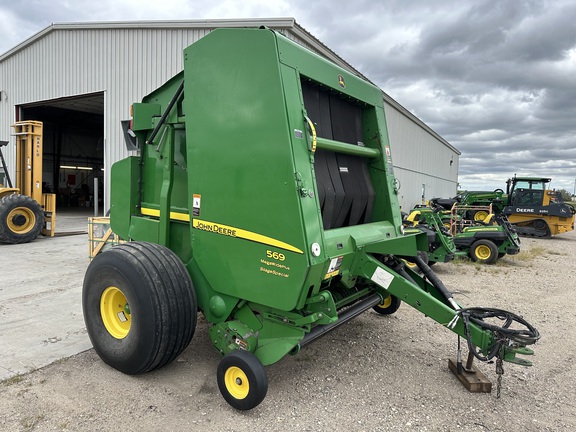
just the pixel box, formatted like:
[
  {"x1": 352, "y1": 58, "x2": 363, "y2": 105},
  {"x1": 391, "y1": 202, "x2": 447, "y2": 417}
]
[{"x1": 0, "y1": 210, "x2": 95, "y2": 380}]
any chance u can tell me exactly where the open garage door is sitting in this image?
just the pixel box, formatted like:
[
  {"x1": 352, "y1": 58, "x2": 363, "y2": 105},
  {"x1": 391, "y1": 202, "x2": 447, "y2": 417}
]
[{"x1": 19, "y1": 92, "x2": 104, "y2": 212}]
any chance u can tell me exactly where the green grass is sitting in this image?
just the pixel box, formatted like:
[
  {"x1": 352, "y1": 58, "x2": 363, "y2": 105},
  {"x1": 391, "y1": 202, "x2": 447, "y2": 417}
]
[
  {"x1": 511, "y1": 245, "x2": 547, "y2": 262},
  {"x1": 2, "y1": 374, "x2": 24, "y2": 386}
]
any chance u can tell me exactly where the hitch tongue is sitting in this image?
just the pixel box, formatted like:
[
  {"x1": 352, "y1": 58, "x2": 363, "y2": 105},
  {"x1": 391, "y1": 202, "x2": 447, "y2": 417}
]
[{"x1": 501, "y1": 345, "x2": 535, "y2": 366}]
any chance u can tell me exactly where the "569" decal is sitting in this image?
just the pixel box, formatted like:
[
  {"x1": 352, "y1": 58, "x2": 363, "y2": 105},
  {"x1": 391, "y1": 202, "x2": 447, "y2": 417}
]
[{"x1": 266, "y1": 250, "x2": 286, "y2": 261}]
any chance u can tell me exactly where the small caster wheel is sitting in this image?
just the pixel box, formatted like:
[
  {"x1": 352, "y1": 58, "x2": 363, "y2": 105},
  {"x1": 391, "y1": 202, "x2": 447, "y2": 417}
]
[
  {"x1": 372, "y1": 294, "x2": 401, "y2": 315},
  {"x1": 217, "y1": 350, "x2": 268, "y2": 410}
]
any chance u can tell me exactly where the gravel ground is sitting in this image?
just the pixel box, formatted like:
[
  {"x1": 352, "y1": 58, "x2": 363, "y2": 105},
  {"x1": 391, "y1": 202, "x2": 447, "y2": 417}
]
[{"x1": 1, "y1": 231, "x2": 575, "y2": 431}]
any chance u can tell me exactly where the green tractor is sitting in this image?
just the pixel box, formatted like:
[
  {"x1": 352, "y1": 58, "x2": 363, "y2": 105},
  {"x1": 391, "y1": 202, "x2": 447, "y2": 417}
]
[
  {"x1": 405, "y1": 207, "x2": 520, "y2": 265},
  {"x1": 403, "y1": 208, "x2": 466, "y2": 265},
  {"x1": 82, "y1": 27, "x2": 538, "y2": 410},
  {"x1": 431, "y1": 176, "x2": 575, "y2": 237}
]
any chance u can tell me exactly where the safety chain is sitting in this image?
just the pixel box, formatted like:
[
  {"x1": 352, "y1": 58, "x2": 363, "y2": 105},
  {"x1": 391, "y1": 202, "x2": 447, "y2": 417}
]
[{"x1": 495, "y1": 357, "x2": 504, "y2": 398}]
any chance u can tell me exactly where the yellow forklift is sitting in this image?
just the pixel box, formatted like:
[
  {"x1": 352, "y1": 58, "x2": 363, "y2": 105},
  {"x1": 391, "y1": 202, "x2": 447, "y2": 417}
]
[{"x1": 0, "y1": 121, "x2": 56, "y2": 244}]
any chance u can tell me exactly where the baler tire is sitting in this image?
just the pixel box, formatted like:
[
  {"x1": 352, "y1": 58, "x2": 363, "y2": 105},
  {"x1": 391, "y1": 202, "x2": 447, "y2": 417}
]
[
  {"x1": 217, "y1": 350, "x2": 268, "y2": 411},
  {"x1": 82, "y1": 241, "x2": 197, "y2": 375},
  {"x1": 372, "y1": 294, "x2": 401, "y2": 315},
  {"x1": 0, "y1": 194, "x2": 44, "y2": 244},
  {"x1": 470, "y1": 239, "x2": 498, "y2": 264}
]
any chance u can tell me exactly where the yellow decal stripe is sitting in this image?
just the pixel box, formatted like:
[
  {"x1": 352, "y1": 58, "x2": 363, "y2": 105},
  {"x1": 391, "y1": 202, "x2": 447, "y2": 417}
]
[
  {"x1": 141, "y1": 207, "x2": 190, "y2": 222},
  {"x1": 193, "y1": 219, "x2": 303, "y2": 254}
]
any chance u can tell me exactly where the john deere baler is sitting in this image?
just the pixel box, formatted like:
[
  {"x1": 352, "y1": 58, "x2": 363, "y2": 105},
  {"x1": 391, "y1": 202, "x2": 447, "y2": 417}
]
[{"x1": 83, "y1": 27, "x2": 538, "y2": 410}]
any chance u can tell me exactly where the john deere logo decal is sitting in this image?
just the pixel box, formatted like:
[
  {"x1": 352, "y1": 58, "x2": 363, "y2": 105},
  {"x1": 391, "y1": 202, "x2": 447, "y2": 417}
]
[{"x1": 338, "y1": 74, "x2": 346, "y2": 89}]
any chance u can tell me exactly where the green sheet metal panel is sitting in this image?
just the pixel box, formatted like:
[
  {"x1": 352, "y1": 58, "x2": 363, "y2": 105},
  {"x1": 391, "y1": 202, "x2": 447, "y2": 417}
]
[{"x1": 183, "y1": 28, "x2": 311, "y2": 311}]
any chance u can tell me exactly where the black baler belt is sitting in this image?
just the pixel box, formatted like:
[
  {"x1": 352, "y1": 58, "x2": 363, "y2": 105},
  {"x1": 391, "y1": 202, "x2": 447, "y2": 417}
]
[
  {"x1": 345, "y1": 155, "x2": 371, "y2": 226},
  {"x1": 325, "y1": 151, "x2": 346, "y2": 229},
  {"x1": 359, "y1": 159, "x2": 375, "y2": 224},
  {"x1": 334, "y1": 153, "x2": 355, "y2": 227},
  {"x1": 314, "y1": 150, "x2": 334, "y2": 229}
]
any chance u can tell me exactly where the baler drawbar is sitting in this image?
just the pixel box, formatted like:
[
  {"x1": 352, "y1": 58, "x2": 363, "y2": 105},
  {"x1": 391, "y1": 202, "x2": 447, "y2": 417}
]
[{"x1": 82, "y1": 27, "x2": 539, "y2": 410}]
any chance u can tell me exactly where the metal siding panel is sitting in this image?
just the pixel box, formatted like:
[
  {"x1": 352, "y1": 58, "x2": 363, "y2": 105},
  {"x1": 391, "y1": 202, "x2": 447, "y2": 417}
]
[{"x1": 384, "y1": 102, "x2": 459, "y2": 210}]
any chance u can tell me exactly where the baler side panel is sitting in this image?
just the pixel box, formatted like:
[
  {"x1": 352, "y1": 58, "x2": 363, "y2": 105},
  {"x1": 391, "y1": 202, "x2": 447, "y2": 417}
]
[
  {"x1": 110, "y1": 156, "x2": 141, "y2": 240},
  {"x1": 183, "y1": 29, "x2": 310, "y2": 311},
  {"x1": 137, "y1": 73, "x2": 190, "y2": 219},
  {"x1": 275, "y1": 34, "x2": 403, "y2": 236}
]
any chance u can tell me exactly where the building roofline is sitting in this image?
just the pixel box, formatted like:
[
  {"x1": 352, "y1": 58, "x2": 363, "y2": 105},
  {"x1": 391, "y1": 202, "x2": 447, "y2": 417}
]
[
  {"x1": 0, "y1": 17, "x2": 458, "y2": 154},
  {"x1": 0, "y1": 18, "x2": 297, "y2": 61}
]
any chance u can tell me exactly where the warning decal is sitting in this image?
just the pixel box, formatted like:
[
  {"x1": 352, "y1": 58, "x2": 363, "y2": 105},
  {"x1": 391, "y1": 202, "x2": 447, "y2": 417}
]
[
  {"x1": 192, "y1": 194, "x2": 201, "y2": 217},
  {"x1": 371, "y1": 266, "x2": 394, "y2": 289},
  {"x1": 324, "y1": 256, "x2": 344, "y2": 279}
]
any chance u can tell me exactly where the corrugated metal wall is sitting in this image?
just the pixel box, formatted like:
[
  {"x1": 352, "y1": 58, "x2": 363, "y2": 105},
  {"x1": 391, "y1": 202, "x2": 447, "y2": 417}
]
[
  {"x1": 0, "y1": 22, "x2": 459, "y2": 212},
  {"x1": 1, "y1": 26, "x2": 225, "y2": 211},
  {"x1": 384, "y1": 104, "x2": 459, "y2": 210}
]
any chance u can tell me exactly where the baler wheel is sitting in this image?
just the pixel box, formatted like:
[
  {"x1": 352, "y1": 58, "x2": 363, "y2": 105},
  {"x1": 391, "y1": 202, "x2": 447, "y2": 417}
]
[
  {"x1": 372, "y1": 294, "x2": 401, "y2": 315},
  {"x1": 217, "y1": 350, "x2": 268, "y2": 411},
  {"x1": 470, "y1": 239, "x2": 498, "y2": 264},
  {"x1": 82, "y1": 242, "x2": 197, "y2": 374},
  {"x1": 0, "y1": 193, "x2": 44, "y2": 244}
]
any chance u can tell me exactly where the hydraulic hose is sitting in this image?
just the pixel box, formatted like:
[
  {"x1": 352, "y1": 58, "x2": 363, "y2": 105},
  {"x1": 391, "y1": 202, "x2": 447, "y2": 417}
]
[
  {"x1": 400, "y1": 255, "x2": 540, "y2": 362},
  {"x1": 411, "y1": 255, "x2": 460, "y2": 310},
  {"x1": 457, "y1": 307, "x2": 540, "y2": 361}
]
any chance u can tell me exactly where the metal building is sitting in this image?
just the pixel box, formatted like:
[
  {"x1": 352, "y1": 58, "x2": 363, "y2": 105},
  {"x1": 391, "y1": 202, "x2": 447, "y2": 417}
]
[{"x1": 0, "y1": 18, "x2": 459, "y2": 212}]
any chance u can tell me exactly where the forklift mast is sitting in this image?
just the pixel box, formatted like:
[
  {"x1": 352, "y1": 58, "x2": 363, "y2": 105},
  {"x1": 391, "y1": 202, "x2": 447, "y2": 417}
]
[
  {"x1": 13, "y1": 121, "x2": 44, "y2": 203},
  {"x1": 0, "y1": 121, "x2": 56, "y2": 243}
]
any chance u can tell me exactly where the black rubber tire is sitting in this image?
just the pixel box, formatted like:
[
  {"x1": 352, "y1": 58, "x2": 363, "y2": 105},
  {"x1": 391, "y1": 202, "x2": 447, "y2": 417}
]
[
  {"x1": 82, "y1": 241, "x2": 197, "y2": 374},
  {"x1": 217, "y1": 350, "x2": 268, "y2": 411},
  {"x1": 0, "y1": 193, "x2": 44, "y2": 244},
  {"x1": 469, "y1": 239, "x2": 498, "y2": 264},
  {"x1": 372, "y1": 294, "x2": 401, "y2": 315}
]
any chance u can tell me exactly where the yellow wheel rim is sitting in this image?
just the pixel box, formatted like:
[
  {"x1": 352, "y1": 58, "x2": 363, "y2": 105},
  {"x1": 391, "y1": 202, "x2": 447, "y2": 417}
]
[
  {"x1": 100, "y1": 286, "x2": 131, "y2": 339},
  {"x1": 402, "y1": 259, "x2": 417, "y2": 270},
  {"x1": 475, "y1": 245, "x2": 491, "y2": 260},
  {"x1": 474, "y1": 211, "x2": 489, "y2": 221},
  {"x1": 224, "y1": 366, "x2": 250, "y2": 399},
  {"x1": 7, "y1": 207, "x2": 35, "y2": 234},
  {"x1": 376, "y1": 296, "x2": 392, "y2": 310}
]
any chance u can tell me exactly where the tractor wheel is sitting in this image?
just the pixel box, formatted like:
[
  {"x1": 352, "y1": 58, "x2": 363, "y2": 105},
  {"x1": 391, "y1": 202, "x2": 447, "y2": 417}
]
[
  {"x1": 82, "y1": 241, "x2": 197, "y2": 374},
  {"x1": 472, "y1": 210, "x2": 490, "y2": 222},
  {"x1": 0, "y1": 194, "x2": 44, "y2": 244},
  {"x1": 217, "y1": 350, "x2": 268, "y2": 411},
  {"x1": 532, "y1": 219, "x2": 551, "y2": 236},
  {"x1": 470, "y1": 239, "x2": 498, "y2": 264},
  {"x1": 402, "y1": 251, "x2": 428, "y2": 273},
  {"x1": 372, "y1": 294, "x2": 401, "y2": 315}
]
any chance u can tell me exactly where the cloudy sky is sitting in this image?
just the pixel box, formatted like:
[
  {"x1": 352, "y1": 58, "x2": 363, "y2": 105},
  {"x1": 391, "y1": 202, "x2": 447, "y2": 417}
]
[{"x1": 1, "y1": 0, "x2": 575, "y2": 193}]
